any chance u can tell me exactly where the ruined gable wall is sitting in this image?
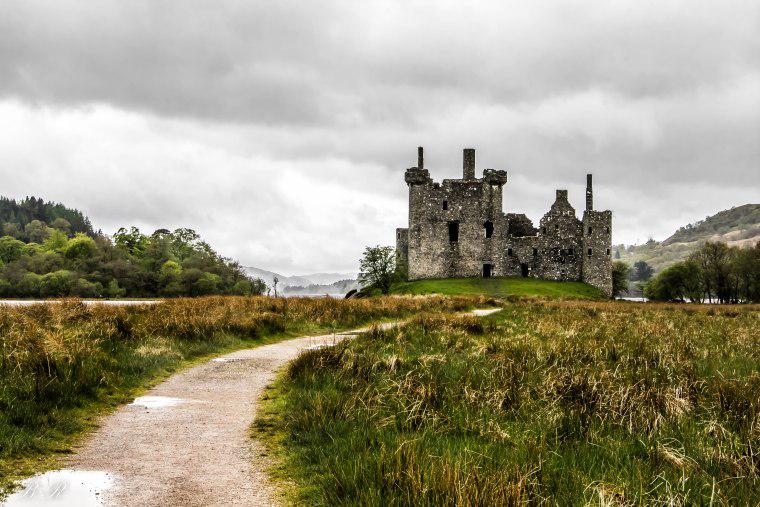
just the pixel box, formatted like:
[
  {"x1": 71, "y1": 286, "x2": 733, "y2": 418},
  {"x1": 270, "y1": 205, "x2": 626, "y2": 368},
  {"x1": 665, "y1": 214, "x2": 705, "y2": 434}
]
[
  {"x1": 535, "y1": 190, "x2": 583, "y2": 281},
  {"x1": 582, "y1": 210, "x2": 613, "y2": 295}
]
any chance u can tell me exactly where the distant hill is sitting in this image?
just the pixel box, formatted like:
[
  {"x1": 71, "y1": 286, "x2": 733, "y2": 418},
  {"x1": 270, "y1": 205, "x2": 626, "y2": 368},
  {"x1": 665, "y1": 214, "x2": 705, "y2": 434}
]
[
  {"x1": 243, "y1": 266, "x2": 358, "y2": 294},
  {"x1": 616, "y1": 204, "x2": 760, "y2": 273}
]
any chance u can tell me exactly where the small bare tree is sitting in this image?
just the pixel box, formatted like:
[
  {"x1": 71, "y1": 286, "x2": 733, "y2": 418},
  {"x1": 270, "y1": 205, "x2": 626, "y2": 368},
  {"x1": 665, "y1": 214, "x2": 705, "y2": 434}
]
[{"x1": 272, "y1": 276, "x2": 279, "y2": 297}]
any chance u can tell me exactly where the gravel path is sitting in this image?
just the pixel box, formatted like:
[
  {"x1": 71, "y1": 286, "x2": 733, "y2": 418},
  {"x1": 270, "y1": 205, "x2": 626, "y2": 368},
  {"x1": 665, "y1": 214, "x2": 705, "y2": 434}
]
[{"x1": 19, "y1": 309, "x2": 501, "y2": 506}]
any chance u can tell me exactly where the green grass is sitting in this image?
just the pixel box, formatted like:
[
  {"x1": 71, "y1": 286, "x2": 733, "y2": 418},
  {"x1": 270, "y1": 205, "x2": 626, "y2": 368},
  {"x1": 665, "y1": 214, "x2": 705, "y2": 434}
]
[
  {"x1": 257, "y1": 300, "x2": 760, "y2": 505},
  {"x1": 389, "y1": 276, "x2": 605, "y2": 300},
  {"x1": 0, "y1": 295, "x2": 479, "y2": 496}
]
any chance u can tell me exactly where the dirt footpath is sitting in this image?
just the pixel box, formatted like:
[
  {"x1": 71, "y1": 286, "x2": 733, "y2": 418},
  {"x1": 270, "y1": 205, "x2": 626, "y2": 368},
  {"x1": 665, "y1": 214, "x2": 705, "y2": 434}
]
[{"x1": 65, "y1": 310, "x2": 500, "y2": 506}]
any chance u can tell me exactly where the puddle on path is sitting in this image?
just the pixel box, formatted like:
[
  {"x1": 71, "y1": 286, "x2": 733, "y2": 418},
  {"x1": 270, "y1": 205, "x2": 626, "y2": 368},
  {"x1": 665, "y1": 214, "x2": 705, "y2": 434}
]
[
  {"x1": 129, "y1": 396, "x2": 186, "y2": 409},
  {"x1": 210, "y1": 357, "x2": 241, "y2": 363},
  {"x1": 3, "y1": 470, "x2": 114, "y2": 506},
  {"x1": 471, "y1": 308, "x2": 502, "y2": 316},
  {"x1": 304, "y1": 343, "x2": 336, "y2": 351}
]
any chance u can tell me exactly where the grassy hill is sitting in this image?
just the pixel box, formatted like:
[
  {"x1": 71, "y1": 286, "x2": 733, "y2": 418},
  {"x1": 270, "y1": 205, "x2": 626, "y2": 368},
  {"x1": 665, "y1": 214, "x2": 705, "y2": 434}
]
[
  {"x1": 616, "y1": 203, "x2": 760, "y2": 273},
  {"x1": 387, "y1": 277, "x2": 605, "y2": 300}
]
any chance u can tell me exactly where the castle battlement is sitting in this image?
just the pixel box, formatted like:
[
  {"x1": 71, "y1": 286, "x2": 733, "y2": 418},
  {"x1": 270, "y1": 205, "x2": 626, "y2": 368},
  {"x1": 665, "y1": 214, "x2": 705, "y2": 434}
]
[{"x1": 395, "y1": 147, "x2": 613, "y2": 295}]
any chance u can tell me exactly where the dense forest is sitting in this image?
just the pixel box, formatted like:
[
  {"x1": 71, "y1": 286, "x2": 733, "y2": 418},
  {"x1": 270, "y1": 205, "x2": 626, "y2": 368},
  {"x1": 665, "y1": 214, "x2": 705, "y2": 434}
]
[{"x1": 0, "y1": 196, "x2": 265, "y2": 298}]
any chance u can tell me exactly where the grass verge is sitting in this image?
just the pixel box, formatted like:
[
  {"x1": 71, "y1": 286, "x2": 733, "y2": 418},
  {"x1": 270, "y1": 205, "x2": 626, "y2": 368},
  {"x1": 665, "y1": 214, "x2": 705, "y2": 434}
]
[
  {"x1": 0, "y1": 294, "x2": 483, "y2": 494},
  {"x1": 256, "y1": 300, "x2": 760, "y2": 505},
  {"x1": 386, "y1": 277, "x2": 605, "y2": 300}
]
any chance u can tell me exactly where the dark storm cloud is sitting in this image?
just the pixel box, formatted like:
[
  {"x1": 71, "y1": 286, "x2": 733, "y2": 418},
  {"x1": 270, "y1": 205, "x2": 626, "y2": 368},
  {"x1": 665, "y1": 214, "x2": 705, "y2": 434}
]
[
  {"x1": 2, "y1": 1, "x2": 757, "y2": 124},
  {"x1": 0, "y1": 1, "x2": 758, "y2": 273}
]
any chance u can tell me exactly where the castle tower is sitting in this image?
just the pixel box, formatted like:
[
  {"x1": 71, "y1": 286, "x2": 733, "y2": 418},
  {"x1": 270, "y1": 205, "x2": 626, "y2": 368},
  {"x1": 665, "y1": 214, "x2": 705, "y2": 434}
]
[
  {"x1": 581, "y1": 173, "x2": 612, "y2": 295},
  {"x1": 463, "y1": 148, "x2": 475, "y2": 180}
]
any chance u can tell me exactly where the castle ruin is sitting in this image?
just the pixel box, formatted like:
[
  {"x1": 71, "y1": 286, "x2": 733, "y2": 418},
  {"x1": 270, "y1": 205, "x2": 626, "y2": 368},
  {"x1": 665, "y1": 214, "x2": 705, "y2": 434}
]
[{"x1": 395, "y1": 147, "x2": 613, "y2": 295}]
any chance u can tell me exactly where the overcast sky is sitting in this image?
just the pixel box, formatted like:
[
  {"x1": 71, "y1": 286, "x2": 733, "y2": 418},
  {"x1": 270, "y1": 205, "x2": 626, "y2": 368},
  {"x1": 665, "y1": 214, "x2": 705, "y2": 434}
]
[{"x1": 1, "y1": 1, "x2": 758, "y2": 275}]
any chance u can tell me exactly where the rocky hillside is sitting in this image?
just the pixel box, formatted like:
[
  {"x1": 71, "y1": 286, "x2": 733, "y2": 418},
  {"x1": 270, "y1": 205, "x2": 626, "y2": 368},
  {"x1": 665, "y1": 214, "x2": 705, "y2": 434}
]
[{"x1": 615, "y1": 204, "x2": 760, "y2": 273}]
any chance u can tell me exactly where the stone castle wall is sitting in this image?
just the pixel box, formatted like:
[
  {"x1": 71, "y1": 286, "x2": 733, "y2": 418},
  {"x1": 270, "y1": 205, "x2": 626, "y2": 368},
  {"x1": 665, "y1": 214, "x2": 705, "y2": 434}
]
[{"x1": 397, "y1": 147, "x2": 613, "y2": 296}]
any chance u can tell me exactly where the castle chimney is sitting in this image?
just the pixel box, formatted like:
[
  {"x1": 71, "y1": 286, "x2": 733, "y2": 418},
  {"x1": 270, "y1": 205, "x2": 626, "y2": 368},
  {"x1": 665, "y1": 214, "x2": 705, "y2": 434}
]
[
  {"x1": 586, "y1": 174, "x2": 593, "y2": 211},
  {"x1": 417, "y1": 146, "x2": 424, "y2": 170},
  {"x1": 463, "y1": 148, "x2": 475, "y2": 180},
  {"x1": 556, "y1": 189, "x2": 568, "y2": 201}
]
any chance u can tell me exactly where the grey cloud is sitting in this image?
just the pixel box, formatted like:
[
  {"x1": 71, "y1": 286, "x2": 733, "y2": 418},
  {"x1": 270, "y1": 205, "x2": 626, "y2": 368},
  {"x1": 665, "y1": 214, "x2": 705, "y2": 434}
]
[{"x1": 0, "y1": 1, "x2": 758, "y2": 273}]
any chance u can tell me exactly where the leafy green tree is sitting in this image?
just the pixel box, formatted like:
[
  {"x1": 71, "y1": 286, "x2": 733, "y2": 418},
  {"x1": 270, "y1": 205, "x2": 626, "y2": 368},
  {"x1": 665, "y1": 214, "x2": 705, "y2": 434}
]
[
  {"x1": 114, "y1": 227, "x2": 148, "y2": 257},
  {"x1": 40, "y1": 270, "x2": 75, "y2": 297},
  {"x1": 612, "y1": 261, "x2": 630, "y2": 297},
  {"x1": 690, "y1": 242, "x2": 731, "y2": 303},
  {"x1": 72, "y1": 278, "x2": 101, "y2": 298},
  {"x1": 50, "y1": 218, "x2": 72, "y2": 234},
  {"x1": 105, "y1": 279, "x2": 127, "y2": 299},
  {"x1": 2, "y1": 222, "x2": 22, "y2": 239},
  {"x1": 359, "y1": 245, "x2": 396, "y2": 294},
  {"x1": 18, "y1": 272, "x2": 43, "y2": 297},
  {"x1": 194, "y1": 272, "x2": 221, "y2": 295},
  {"x1": 0, "y1": 236, "x2": 26, "y2": 263},
  {"x1": 25, "y1": 220, "x2": 53, "y2": 243},
  {"x1": 645, "y1": 260, "x2": 702, "y2": 302},
  {"x1": 631, "y1": 260, "x2": 654, "y2": 281},
  {"x1": 64, "y1": 233, "x2": 98, "y2": 260},
  {"x1": 159, "y1": 260, "x2": 182, "y2": 284},
  {"x1": 43, "y1": 229, "x2": 70, "y2": 253}
]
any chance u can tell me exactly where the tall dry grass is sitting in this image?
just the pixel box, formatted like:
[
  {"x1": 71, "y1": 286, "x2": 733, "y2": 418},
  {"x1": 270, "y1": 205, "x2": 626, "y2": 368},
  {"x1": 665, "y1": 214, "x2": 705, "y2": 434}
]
[
  {"x1": 261, "y1": 300, "x2": 760, "y2": 505},
  {"x1": 0, "y1": 295, "x2": 480, "y2": 488}
]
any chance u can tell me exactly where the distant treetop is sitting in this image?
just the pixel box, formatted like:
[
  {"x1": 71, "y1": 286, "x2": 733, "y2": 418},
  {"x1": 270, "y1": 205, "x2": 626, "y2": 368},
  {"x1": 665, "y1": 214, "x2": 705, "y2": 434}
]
[{"x1": 0, "y1": 196, "x2": 95, "y2": 239}]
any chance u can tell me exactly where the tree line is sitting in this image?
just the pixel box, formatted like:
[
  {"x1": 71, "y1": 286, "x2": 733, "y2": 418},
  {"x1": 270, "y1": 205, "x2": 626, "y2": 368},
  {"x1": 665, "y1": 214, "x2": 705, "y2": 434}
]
[
  {"x1": 614, "y1": 241, "x2": 760, "y2": 303},
  {"x1": 1, "y1": 197, "x2": 265, "y2": 298},
  {"x1": 644, "y1": 241, "x2": 760, "y2": 303}
]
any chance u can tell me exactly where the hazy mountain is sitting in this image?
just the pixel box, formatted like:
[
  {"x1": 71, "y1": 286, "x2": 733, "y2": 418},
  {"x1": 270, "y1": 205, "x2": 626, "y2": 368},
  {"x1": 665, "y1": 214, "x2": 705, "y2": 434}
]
[
  {"x1": 298, "y1": 272, "x2": 358, "y2": 285},
  {"x1": 243, "y1": 267, "x2": 357, "y2": 290},
  {"x1": 616, "y1": 204, "x2": 760, "y2": 272}
]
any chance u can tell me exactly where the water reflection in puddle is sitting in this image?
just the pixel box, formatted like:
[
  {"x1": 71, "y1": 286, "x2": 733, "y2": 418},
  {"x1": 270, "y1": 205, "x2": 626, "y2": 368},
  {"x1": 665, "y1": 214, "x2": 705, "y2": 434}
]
[
  {"x1": 305, "y1": 344, "x2": 333, "y2": 351},
  {"x1": 210, "y1": 357, "x2": 239, "y2": 363},
  {"x1": 129, "y1": 396, "x2": 185, "y2": 409},
  {"x1": 3, "y1": 470, "x2": 114, "y2": 506}
]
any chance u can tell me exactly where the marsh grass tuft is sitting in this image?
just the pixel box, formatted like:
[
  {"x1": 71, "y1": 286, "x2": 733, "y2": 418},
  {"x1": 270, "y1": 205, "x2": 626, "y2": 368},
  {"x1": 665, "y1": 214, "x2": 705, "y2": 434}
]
[{"x1": 259, "y1": 301, "x2": 760, "y2": 505}]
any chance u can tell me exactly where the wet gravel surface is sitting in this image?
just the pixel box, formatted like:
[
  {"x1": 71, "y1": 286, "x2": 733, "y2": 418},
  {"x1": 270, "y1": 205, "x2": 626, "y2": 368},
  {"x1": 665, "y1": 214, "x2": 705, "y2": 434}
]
[{"x1": 66, "y1": 324, "x2": 393, "y2": 506}]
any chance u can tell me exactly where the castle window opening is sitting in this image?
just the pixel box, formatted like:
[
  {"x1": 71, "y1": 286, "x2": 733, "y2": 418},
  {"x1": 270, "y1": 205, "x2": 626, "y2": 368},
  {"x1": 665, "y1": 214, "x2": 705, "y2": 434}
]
[
  {"x1": 542, "y1": 227, "x2": 546, "y2": 234},
  {"x1": 606, "y1": 248, "x2": 610, "y2": 256},
  {"x1": 532, "y1": 248, "x2": 538, "y2": 256},
  {"x1": 448, "y1": 221, "x2": 459, "y2": 242},
  {"x1": 605, "y1": 226, "x2": 610, "y2": 234},
  {"x1": 443, "y1": 200, "x2": 448, "y2": 210},
  {"x1": 588, "y1": 248, "x2": 593, "y2": 256},
  {"x1": 555, "y1": 224, "x2": 559, "y2": 231},
  {"x1": 520, "y1": 263, "x2": 529, "y2": 277},
  {"x1": 484, "y1": 221, "x2": 494, "y2": 238},
  {"x1": 507, "y1": 248, "x2": 513, "y2": 257},
  {"x1": 568, "y1": 247, "x2": 574, "y2": 255},
  {"x1": 482, "y1": 263, "x2": 492, "y2": 278},
  {"x1": 588, "y1": 226, "x2": 593, "y2": 235}
]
